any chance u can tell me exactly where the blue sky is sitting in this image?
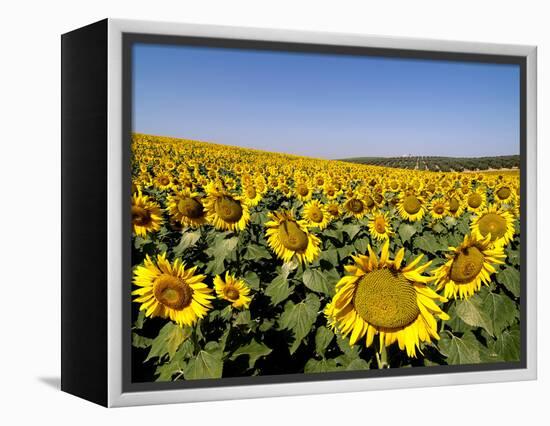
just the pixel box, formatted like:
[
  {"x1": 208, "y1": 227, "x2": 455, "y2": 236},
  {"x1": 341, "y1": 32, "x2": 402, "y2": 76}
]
[{"x1": 133, "y1": 43, "x2": 520, "y2": 159}]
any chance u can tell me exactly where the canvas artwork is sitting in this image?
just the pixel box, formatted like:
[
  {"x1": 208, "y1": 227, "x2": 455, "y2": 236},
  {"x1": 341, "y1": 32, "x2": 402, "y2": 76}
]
[{"x1": 129, "y1": 42, "x2": 521, "y2": 384}]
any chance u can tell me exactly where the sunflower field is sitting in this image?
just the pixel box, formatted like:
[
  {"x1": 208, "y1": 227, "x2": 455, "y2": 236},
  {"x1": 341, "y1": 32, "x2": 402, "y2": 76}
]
[{"x1": 131, "y1": 133, "x2": 521, "y2": 382}]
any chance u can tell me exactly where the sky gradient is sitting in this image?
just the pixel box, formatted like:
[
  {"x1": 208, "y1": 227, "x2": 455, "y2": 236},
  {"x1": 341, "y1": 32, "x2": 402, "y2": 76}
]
[{"x1": 133, "y1": 43, "x2": 520, "y2": 159}]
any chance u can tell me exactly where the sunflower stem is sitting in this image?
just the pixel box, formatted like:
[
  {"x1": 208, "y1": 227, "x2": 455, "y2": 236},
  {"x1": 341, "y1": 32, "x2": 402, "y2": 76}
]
[{"x1": 376, "y1": 343, "x2": 389, "y2": 369}]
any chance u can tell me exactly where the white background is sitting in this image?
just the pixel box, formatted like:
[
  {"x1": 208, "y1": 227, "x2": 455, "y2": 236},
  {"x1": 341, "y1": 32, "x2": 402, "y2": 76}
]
[{"x1": 0, "y1": 0, "x2": 547, "y2": 424}]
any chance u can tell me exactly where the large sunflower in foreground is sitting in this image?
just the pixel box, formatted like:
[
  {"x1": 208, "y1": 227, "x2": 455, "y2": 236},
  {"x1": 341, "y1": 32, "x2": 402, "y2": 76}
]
[
  {"x1": 131, "y1": 191, "x2": 163, "y2": 237},
  {"x1": 214, "y1": 272, "x2": 252, "y2": 309},
  {"x1": 204, "y1": 184, "x2": 250, "y2": 231},
  {"x1": 397, "y1": 192, "x2": 426, "y2": 222},
  {"x1": 470, "y1": 204, "x2": 515, "y2": 247},
  {"x1": 166, "y1": 188, "x2": 207, "y2": 228},
  {"x1": 325, "y1": 240, "x2": 449, "y2": 357},
  {"x1": 132, "y1": 253, "x2": 214, "y2": 327},
  {"x1": 432, "y1": 234, "x2": 506, "y2": 300},
  {"x1": 265, "y1": 210, "x2": 320, "y2": 264}
]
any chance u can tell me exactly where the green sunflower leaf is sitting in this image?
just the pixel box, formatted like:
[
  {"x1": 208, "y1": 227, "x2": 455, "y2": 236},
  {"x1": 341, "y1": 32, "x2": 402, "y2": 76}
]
[
  {"x1": 314, "y1": 326, "x2": 335, "y2": 356},
  {"x1": 496, "y1": 267, "x2": 520, "y2": 298},
  {"x1": 173, "y1": 229, "x2": 201, "y2": 256},
  {"x1": 342, "y1": 224, "x2": 362, "y2": 240},
  {"x1": 398, "y1": 223, "x2": 417, "y2": 243},
  {"x1": 345, "y1": 358, "x2": 370, "y2": 371},
  {"x1": 265, "y1": 274, "x2": 293, "y2": 306},
  {"x1": 303, "y1": 268, "x2": 333, "y2": 296},
  {"x1": 230, "y1": 340, "x2": 272, "y2": 369},
  {"x1": 414, "y1": 233, "x2": 444, "y2": 255},
  {"x1": 480, "y1": 290, "x2": 517, "y2": 336},
  {"x1": 145, "y1": 323, "x2": 192, "y2": 361},
  {"x1": 204, "y1": 236, "x2": 239, "y2": 275},
  {"x1": 353, "y1": 238, "x2": 369, "y2": 255},
  {"x1": 183, "y1": 349, "x2": 223, "y2": 380},
  {"x1": 488, "y1": 328, "x2": 521, "y2": 361},
  {"x1": 243, "y1": 244, "x2": 272, "y2": 261},
  {"x1": 279, "y1": 293, "x2": 321, "y2": 354},
  {"x1": 243, "y1": 271, "x2": 260, "y2": 290},
  {"x1": 438, "y1": 331, "x2": 482, "y2": 365},
  {"x1": 334, "y1": 335, "x2": 362, "y2": 366},
  {"x1": 132, "y1": 333, "x2": 153, "y2": 349},
  {"x1": 304, "y1": 358, "x2": 340, "y2": 373},
  {"x1": 319, "y1": 248, "x2": 339, "y2": 266},
  {"x1": 455, "y1": 295, "x2": 495, "y2": 337},
  {"x1": 506, "y1": 247, "x2": 520, "y2": 266}
]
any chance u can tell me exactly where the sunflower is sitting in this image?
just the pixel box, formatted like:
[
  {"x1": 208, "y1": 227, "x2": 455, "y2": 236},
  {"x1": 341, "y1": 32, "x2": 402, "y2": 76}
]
[
  {"x1": 432, "y1": 234, "x2": 506, "y2": 299},
  {"x1": 470, "y1": 204, "x2": 515, "y2": 247},
  {"x1": 368, "y1": 211, "x2": 393, "y2": 241},
  {"x1": 303, "y1": 200, "x2": 330, "y2": 230},
  {"x1": 325, "y1": 240, "x2": 449, "y2": 357},
  {"x1": 204, "y1": 184, "x2": 250, "y2": 232},
  {"x1": 493, "y1": 182, "x2": 516, "y2": 205},
  {"x1": 326, "y1": 202, "x2": 342, "y2": 220},
  {"x1": 166, "y1": 188, "x2": 207, "y2": 228},
  {"x1": 397, "y1": 192, "x2": 426, "y2": 222},
  {"x1": 465, "y1": 187, "x2": 487, "y2": 213},
  {"x1": 242, "y1": 183, "x2": 262, "y2": 207},
  {"x1": 447, "y1": 194, "x2": 464, "y2": 218},
  {"x1": 214, "y1": 272, "x2": 252, "y2": 309},
  {"x1": 343, "y1": 194, "x2": 368, "y2": 219},
  {"x1": 265, "y1": 210, "x2": 320, "y2": 264},
  {"x1": 429, "y1": 198, "x2": 448, "y2": 220},
  {"x1": 323, "y1": 183, "x2": 340, "y2": 200},
  {"x1": 153, "y1": 172, "x2": 174, "y2": 191},
  {"x1": 294, "y1": 181, "x2": 313, "y2": 201},
  {"x1": 131, "y1": 191, "x2": 163, "y2": 237},
  {"x1": 132, "y1": 253, "x2": 214, "y2": 327}
]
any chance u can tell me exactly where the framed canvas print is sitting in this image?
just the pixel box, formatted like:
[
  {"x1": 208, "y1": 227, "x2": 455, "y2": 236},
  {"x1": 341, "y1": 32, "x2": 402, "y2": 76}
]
[{"x1": 61, "y1": 19, "x2": 537, "y2": 407}]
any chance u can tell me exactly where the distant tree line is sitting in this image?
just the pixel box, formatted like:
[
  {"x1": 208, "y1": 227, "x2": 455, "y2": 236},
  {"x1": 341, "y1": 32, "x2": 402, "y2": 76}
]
[{"x1": 340, "y1": 155, "x2": 520, "y2": 172}]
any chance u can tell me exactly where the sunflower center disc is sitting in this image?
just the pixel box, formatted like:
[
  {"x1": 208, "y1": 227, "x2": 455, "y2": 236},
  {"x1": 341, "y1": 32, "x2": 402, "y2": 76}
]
[
  {"x1": 348, "y1": 199, "x2": 364, "y2": 213},
  {"x1": 477, "y1": 213, "x2": 507, "y2": 240},
  {"x1": 375, "y1": 217, "x2": 386, "y2": 233},
  {"x1": 449, "y1": 198, "x2": 459, "y2": 213},
  {"x1": 365, "y1": 197, "x2": 375, "y2": 208},
  {"x1": 215, "y1": 196, "x2": 243, "y2": 223},
  {"x1": 496, "y1": 187, "x2": 511, "y2": 200},
  {"x1": 328, "y1": 205, "x2": 339, "y2": 216},
  {"x1": 178, "y1": 197, "x2": 204, "y2": 218},
  {"x1": 153, "y1": 274, "x2": 193, "y2": 310},
  {"x1": 353, "y1": 269, "x2": 420, "y2": 329},
  {"x1": 246, "y1": 187, "x2": 257, "y2": 198},
  {"x1": 403, "y1": 195, "x2": 421, "y2": 214},
  {"x1": 309, "y1": 207, "x2": 323, "y2": 223},
  {"x1": 450, "y1": 246, "x2": 484, "y2": 283},
  {"x1": 224, "y1": 287, "x2": 240, "y2": 301},
  {"x1": 278, "y1": 220, "x2": 309, "y2": 251},
  {"x1": 132, "y1": 205, "x2": 152, "y2": 226},
  {"x1": 434, "y1": 205, "x2": 445, "y2": 214},
  {"x1": 297, "y1": 184, "x2": 309, "y2": 196},
  {"x1": 160, "y1": 177, "x2": 170, "y2": 186},
  {"x1": 468, "y1": 193, "x2": 482, "y2": 208},
  {"x1": 327, "y1": 189, "x2": 335, "y2": 197}
]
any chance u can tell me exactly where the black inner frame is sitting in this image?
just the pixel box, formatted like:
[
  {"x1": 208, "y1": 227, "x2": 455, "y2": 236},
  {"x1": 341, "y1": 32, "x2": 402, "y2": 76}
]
[{"x1": 122, "y1": 32, "x2": 528, "y2": 393}]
